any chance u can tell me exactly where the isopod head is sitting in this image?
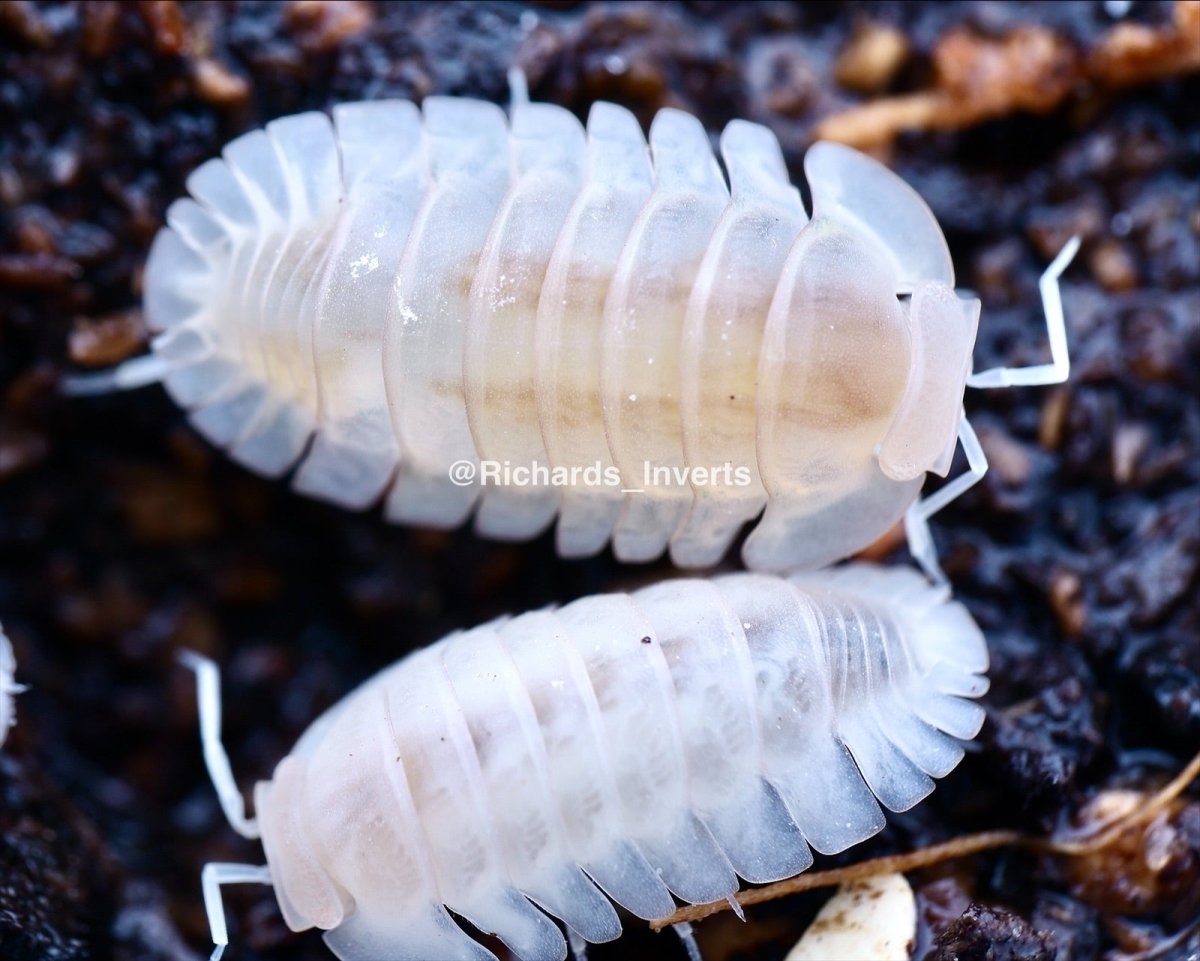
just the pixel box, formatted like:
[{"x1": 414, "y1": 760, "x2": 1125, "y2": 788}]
[
  {"x1": 795, "y1": 141, "x2": 984, "y2": 487},
  {"x1": 744, "y1": 144, "x2": 983, "y2": 572}
]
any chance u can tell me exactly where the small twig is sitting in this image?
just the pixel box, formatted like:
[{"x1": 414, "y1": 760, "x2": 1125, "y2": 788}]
[
  {"x1": 651, "y1": 748, "x2": 1200, "y2": 931},
  {"x1": 1027, "y1": 746, "x2": 1200, "y2": 857}
]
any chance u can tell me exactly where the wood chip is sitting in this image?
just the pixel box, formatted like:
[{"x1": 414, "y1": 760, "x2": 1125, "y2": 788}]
[
  {"x1": 68, "y1": 310, "x2": 147, "y2": 368},
  {"x1": 816, "y1": 0, "x2": 1199, "y2": 148},
  {"x1": 835, "y1": 21, "x2": 910, "y2": 94},
  {"x1": 193, "y1": 57, "x2": 251, "y2": 106}
]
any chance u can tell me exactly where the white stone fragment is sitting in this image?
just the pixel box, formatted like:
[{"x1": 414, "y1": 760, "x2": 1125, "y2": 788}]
[{"x1": 786, "y1": 872, "x2": 917, "y2": 961}]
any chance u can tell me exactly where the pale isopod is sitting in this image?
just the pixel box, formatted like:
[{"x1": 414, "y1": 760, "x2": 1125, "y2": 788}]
[
  {"x1": 68, "y1": 81, "x2": 1078, "y2": 582},
  {"x1": 183, "y1": 562, "x2": 989, "y2": 961},
  {"x1": 0, "y1": 624, "x2": 17, "y2": 747}
]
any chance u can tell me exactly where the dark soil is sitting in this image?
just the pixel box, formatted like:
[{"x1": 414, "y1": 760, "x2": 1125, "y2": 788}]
[{"x1": 1, "y1": 2, "x2": 1198, "y2": 960}]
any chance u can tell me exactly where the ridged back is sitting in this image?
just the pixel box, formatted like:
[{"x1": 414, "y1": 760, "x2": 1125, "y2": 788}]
[
  {"x1": 258, "y1": 563, "x2": 987, "y2": 961},
  {"x1": 140, "y1": 96, "x2": 976, "y2": 575}
]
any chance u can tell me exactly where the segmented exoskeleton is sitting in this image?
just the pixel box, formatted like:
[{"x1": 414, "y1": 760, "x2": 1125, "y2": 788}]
[
  {"x1": 69, "y1": 83, "x2": 1077, "y2": 582},
  {"x1": 184, "y1": 563, "x2": 989, "y2": 961}
]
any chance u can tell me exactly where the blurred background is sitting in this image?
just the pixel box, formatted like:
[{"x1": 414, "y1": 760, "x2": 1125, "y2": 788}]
[{"x1": 0, "y1": 2, "x2": 1197, "y2": 959}]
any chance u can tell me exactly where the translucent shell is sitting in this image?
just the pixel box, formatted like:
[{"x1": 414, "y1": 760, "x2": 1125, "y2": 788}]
[
  {"x1": 135, "y1": 96, "x2": 978, "y2": 573},
  {"x1": 255, "y1": 564, "x2": 988, "y2": 961}
]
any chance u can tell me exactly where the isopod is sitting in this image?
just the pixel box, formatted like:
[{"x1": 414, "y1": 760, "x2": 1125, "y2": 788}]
[
  {"x1": 183, "y1": 562, "x2": 989, "y2": 961},
  {"x1": 68, "y1": 80, "x2": 1078, "y2": 582},
  {"x1": 0, "y1": 624, "x2": 17, "y2": 747}
]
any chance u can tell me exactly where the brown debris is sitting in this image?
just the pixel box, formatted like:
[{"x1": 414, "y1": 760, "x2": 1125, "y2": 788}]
[
  {"x1": 0, "y1": 366, "x2": 53, "y2": 483},
  {"x1": 0, "y1": 253, "x2": 81, "y2": 288},
  {"x1": 0, "y1": 426, "x2": 48, "y2": 482},
  {"x1": 0, "y1": 755, "x2": 124, "y2": 961},
  {"x1": 834, "y1": 20, "x2": 911, "y2": 94},
  {"x1": 1090, "y1": 237, "x2": 1140, "y2": 293},
  {"x1": 817, "y1": 0, "x2": 1200, "y2": 148},
  {"x1": 0, "y1": 0, "x2": 53, "y2": 50},
  {"x1": 113, "y1": 466, "x2": 222, "y2": 546},
  {"x1": 1111, "y1": 422, "x2": 1151, "y2": 485},
  {"x1": 1090, "y1": 0, "x2": 1200, "y2": 89},
  {"x1": 56, "y1": 577, "x2": 150, "y2": 642},
  {"x1": 818, "y1": 26, "x2": 1081, "y2": 149},
  {"x1": 930, "y1": 904, "x2": 1054, "y2": 961},
  {"x1": 81, "y1": 2, "x2": 122, "y2": 59},
  {"x1": 935, "y1": 27, "x2": 1078, "y2": 114},
  {"x1": 67, "y1": 311, "x2": 147, "y2": 369},
  {"x1": 1049, "y1": 569, "x2": 1086, "y2": 637},
  {"x1": 214, "y1": 561, "x2": 284, "y2": 605},
  {"x1": 285, "y1": 0, "x2": 373, "y2": 53},
  {"x1": 1038, "y1": 388, "x2": 1071, "y2": 452},
  {"x1": 1062, "y1": 790, "x2": 1200, "y2": 917},
  {"x1": 193, "y1": 57, "x2": 251, "y2": 106},
  {"x1": 137, "y1": 0, "x2": 187, "y2": 57},
  {"x1": 977, "y1": 423, "x2": 1033, "y2": 486}
]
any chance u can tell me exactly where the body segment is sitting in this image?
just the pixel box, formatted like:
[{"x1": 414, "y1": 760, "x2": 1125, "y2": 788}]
[{"x1": 192, "y1": 564, "x2": 989, "y2": 961}]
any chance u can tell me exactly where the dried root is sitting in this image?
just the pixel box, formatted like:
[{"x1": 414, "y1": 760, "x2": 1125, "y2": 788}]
[
  {"x1": 652, "y1": 747, "x2": 1200, "y2": 930},
  {"x1": 817, "y1": 0, "x2": 1200, "y2": 149}
]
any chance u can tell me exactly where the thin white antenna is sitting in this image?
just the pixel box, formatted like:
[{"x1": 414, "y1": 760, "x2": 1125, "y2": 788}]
[
  {"x1": 967, "y1": 235, "x2": 1080, "y2": 389},
  {"x1": 179, "y1": 651, "x2": 261, "y2": 840},
  {"x1": 61, "y1": 353, "x2": 168, "y2": 396}
]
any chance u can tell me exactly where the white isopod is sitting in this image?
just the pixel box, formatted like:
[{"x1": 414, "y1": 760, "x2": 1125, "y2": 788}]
[
  {"x1": 0, "y1": 623, "x2": 18, "y2": 747},
  {"x1": 183, "y1": 562, "x2": 989, "y2": 961},
  {"x1": 69, "y1": 80, "x2": 1077, "y2": 583}
]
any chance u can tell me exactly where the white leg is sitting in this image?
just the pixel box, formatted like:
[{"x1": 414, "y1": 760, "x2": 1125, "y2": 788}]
[
  {"x1": 508, "y1": 67, "x2": 530, "y2": 108},
  {"x1": 201, "y1": 862, "x2": 274, "y2": 961},
  {"x1": 904, "y1": 413, "x2": 988, "y2": 586},
  {"x1": 966, "y1": 235, "x2": 1080, "y2": 389},
  {"x1": 672, "y1": 922, "x2": 703, "y2": 961},
  {"x1": 179, "y1": 651, "x2": 260, "y2": 840},
  {"x1": 567, "y1": 927, "x2": 589, "y2": 961},
  {"x1": 60, "y1": 353, "x2": 169, "y2": 396}
]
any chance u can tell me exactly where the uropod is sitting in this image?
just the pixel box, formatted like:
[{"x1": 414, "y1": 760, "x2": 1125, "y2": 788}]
[
  {"x1": 68, "y1": 80, "x2": 1077, "y2": 582},
  {"x1": 184, "y1": 563, "x2": 989, "y2": 961}
]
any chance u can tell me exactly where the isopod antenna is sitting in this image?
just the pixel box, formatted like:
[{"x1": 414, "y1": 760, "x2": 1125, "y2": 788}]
[
  {"x1": 60, "y1": 351, "x2": 170, "y2": 396},
  {"x1": 905, "y1": 235, "x2": 1081, "y2": 586},
  {"x1": 180, "y1": 651, "x2": 274, "y2": 961}
]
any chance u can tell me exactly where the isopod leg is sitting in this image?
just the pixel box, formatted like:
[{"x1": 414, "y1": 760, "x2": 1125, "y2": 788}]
[
  {"x1": 672, "y1": 921, "x2": 704, "y2": 961},
  {"x1": 60, "y1": 353, "x2": 171, "y2": 396},
  {"x1": 179, "y1": 651, "x2": 261, "y2": 840},
  {"x1": 567, "y1": 927, "x2": 589, "y2": 961},
  {"x1": 507, "y1": 66, "x2": 530, "y2": 107},
  {"x1": 200, "y1": 862, "x2": 273, "y2": 961},
  {"x1": 904, "y1": 413, "x2": 987, "y2": 586},
  {"x1": 965, "y1": 235, "x2": 1080, "y2": 389}
]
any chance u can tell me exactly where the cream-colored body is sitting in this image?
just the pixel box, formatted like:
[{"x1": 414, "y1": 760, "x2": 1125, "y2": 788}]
[
  {"x1": 138, "y1": 96, "x2": 980, "y2": 571},
  {"x1": 237, "y1": 564, "x2": 987, "y2": 961}
]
